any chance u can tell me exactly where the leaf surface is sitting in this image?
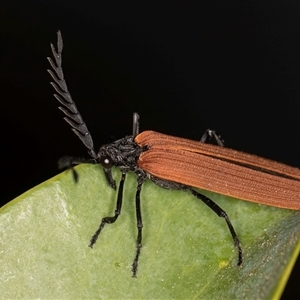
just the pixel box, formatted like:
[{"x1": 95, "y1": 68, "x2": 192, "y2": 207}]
[{"x1": 1, "y1": 164, "x2": 299, "y2": 299}]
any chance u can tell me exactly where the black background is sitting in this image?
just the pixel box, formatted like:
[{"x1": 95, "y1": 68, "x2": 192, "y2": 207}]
[{"x1": 1, "y1": 2, "x2": 299, "y2": 297}]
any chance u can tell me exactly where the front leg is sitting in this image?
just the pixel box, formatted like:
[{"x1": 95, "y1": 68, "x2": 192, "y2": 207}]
[
  {"x1": 89, "y1": 171, "x2": 127, "y2": 248},
  {"x1": 58, "y1": 156, "x2": 97, "y2": 182}
]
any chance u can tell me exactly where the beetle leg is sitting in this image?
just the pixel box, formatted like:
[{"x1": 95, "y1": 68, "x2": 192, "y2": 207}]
[
  {"x1": 89, "y1": 171, "x2": 126, "y2": 248},
  {"x1": 57, "y1": 155, "x2": 96, "y2": 182},
  {"x1": 200, "y1": 129, "x2": 224, "y2": 147},
  {"x1": 131, "y1": 172, "x2": 146, "y2": 277},
  {"x1": 189, "y1": 188, "x2": 243, "y2": 266}
]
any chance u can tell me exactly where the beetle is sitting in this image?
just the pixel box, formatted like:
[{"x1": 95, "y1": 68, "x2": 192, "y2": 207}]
[{"x1": 47, "y1": 31, "x2": 300, "y2": 277}]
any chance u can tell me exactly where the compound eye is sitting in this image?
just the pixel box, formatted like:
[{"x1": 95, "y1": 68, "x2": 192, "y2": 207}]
[{"x1": 100, "y1": 156, "x2": 113, "y2": 168}]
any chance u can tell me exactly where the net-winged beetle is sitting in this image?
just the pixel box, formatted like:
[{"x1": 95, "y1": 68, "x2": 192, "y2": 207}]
[{"x1": 47, "y1": 31, "x2": 300, "y2": 277}]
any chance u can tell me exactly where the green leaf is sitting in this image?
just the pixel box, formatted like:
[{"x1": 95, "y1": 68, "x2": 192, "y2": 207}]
[{"x1": 1, "y1": 164, "x2": 299, "y2": 299}]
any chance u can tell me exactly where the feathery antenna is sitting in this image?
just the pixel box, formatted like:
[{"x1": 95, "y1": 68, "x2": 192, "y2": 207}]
[{"x1": 47, "y1": 31, "x2": 97, "y2": 159}]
